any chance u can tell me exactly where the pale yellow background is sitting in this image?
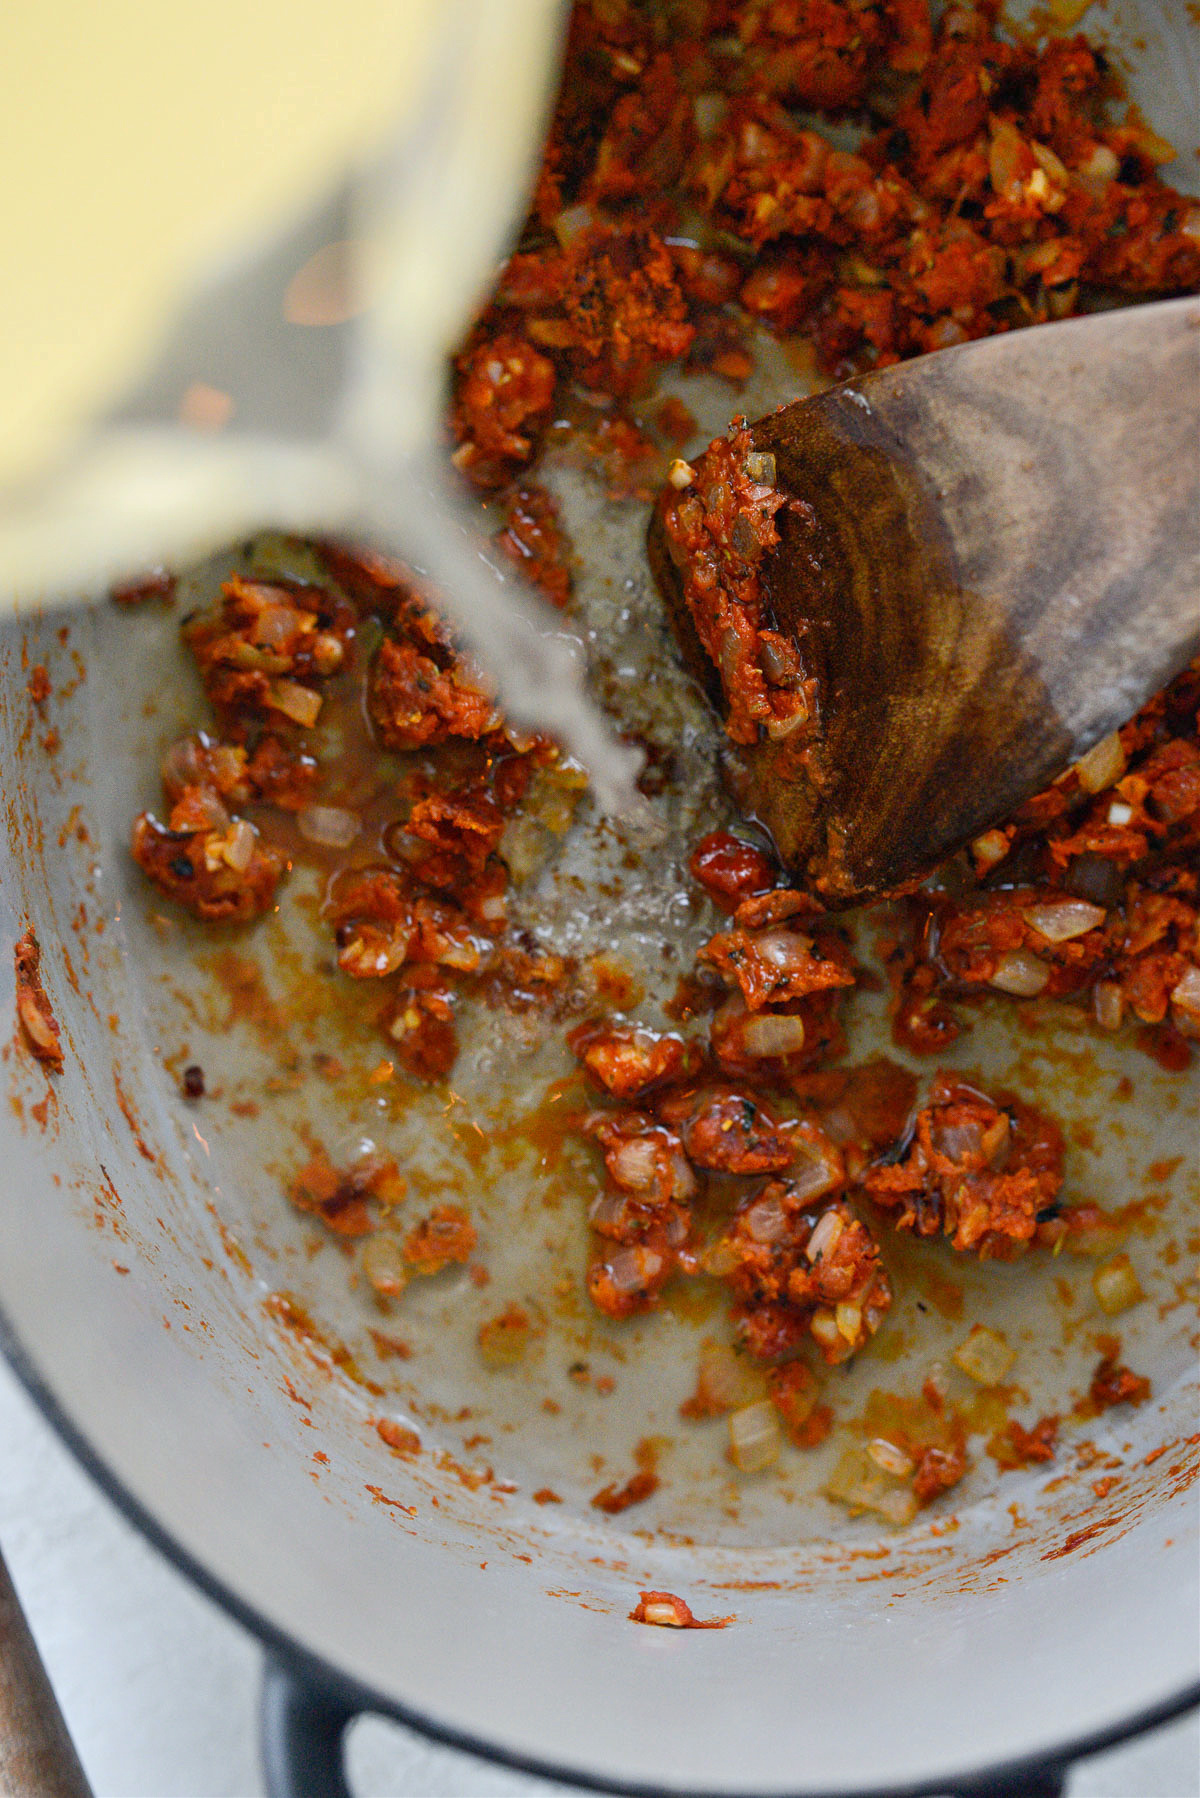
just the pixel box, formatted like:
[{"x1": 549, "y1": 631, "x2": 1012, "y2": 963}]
[{"x1": 0, "y1": 0, "x2": 442, "y2": 484}]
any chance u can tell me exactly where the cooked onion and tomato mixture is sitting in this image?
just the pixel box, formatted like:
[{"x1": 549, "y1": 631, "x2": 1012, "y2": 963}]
[{"x1": 125, "y1": 0, "x2": 1197, "y2": 1525}]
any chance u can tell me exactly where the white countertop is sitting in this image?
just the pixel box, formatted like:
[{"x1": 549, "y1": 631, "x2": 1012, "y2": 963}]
[{"x1": 0, "y1": 1354, "x2": 1194, "y2": 1798}]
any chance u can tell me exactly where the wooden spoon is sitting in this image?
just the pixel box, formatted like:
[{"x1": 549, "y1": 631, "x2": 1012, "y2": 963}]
[
  {"x1": 648, "y1": 296, "x2": 1199, "y2": 906},
  {"x1": 0, "y1": 1545, "x2": 91, "y2": 1797}
]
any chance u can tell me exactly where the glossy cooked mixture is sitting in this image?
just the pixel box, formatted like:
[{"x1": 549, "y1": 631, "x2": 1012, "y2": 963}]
[{"x1": 122, "y1": 0, "x2": 1198, "y2": 1525}]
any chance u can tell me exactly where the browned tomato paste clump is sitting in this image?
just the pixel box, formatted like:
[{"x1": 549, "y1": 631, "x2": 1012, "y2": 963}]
[
  {"x1": 495, "y1": 484, "x2": 574, "y2": 609},
  {"x1": 717, "y1": 1185, "x2": 892, "y2": 1363},
  {"x1": 14, "y1": 928, "x2": 63, "y2": 1069},
  {"x1": 629, "y1": 1590, "x2": 734, "y2": 1629},
  {"x1": 988, "y1": 1413, "x2": 1060, "y2": 1471},
  {"x1": 1076, "y1": 1341, "x2": 1153, "y2": 1417},
  {"x1": 862, "y1": 1073, "x2": 1064, "y2": 1258},
  {"x1": 656, "y1": 425, "x2": 813, "y2": 748},
  {"x1": 288, "y1": 1148, "x2": 405, "y2": 1239}
]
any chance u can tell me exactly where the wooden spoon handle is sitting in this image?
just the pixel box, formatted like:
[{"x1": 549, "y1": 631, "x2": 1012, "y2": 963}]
[{"x1": 0, "y1": 1545, "x2": 92, "y2": 1798}]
